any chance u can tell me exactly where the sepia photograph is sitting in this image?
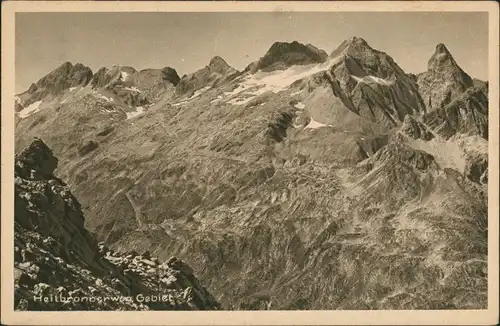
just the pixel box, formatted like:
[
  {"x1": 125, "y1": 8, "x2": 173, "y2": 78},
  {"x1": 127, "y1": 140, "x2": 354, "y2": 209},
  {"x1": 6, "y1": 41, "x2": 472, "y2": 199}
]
[{"x1": 1, "y1": 1, "x2": 499, "y2": 325}]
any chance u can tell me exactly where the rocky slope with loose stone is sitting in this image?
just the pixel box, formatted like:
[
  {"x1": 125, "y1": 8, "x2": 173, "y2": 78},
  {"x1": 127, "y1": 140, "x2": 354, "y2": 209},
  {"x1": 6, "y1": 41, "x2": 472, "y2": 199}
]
[{"x1": 14, "y1": 139, "x2": 220, "y2": 311}]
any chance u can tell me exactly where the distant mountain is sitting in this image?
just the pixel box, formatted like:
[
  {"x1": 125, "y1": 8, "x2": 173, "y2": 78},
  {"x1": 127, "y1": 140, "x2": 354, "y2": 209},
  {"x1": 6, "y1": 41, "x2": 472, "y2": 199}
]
[
  {"x1": 175, "y1": 56, "x2": 239, "y2": 97},
  {"x1": 245, "y1": 41, "x2": 328, "y2": 73},
  {"x1": 14, "y1": 139, "x2": 220, "y2": 311},
  {"x1": 16, "y1": 62, "x2": 93, "y2": 110},
  {"x1": 14, "y1": 37, "x2": 488, "y2": 310}
]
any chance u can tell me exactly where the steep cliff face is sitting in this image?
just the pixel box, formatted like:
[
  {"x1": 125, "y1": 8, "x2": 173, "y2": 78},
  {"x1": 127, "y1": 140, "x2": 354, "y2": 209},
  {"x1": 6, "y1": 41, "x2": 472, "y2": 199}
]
[
  {"x1": 422, "y1": 84, "x2": 488, "y2": 139},
  {"x1": 14, "y1": 139, "x2": 220, "y2": 311}
]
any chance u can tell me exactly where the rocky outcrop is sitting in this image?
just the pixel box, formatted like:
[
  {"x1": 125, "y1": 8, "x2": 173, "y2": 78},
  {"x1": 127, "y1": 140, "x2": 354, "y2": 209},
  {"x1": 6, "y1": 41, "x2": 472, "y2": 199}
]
[
  {"x1": 90, "y1": 65, "x2": 180, "y2": 106},
  {"x1": 370, "y1": 140, "x2": 438, "y2": 172},
  {"x1": 399, "y1": 115, "x2": 435, "y2": 141},
  {"x1": 176, "y1": 56, "x2": 239, "y2": 96},
  {"x1": 14, "y1": 139, "x2": 220, "y2": 311},
  {"x1": 246, "y1": 41, "x2": 327, "y2": 73},
  {"x1": 422, "y1": 85, "x2": 488, "y2": 139},
  {"x1": 417, "y1": 43, "x2": 474, "y2": 111},
  {"x1": 91, "y1": 67, "x2": 113, "y2": 89}
]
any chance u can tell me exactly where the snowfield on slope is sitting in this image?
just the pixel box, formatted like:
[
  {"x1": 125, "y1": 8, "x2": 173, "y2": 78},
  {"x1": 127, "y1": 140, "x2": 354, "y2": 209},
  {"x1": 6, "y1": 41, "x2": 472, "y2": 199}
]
[
  {"x1": 350, "y1": 75, "x2": 394, "y2": 86},
  {"x1": 305, "y1": 117, "x2": 332, "y2": 129},
  {"x1": 189, "y1": 86, "x2": 212, "y2": 99},
  {"x1": 96, "y1": 94, "x2": 114, "y2": 102},
  {"x1": 124, "y1": 86, "x2": 141, "y2": 93},
  {"x1": 406, "y1": 136, "x2": 467, "y2": 173},
  {"x1": 223, "y1": 55, "x2": 345, "y2": 104},
  {"x1": 126, "y1": 106, "x2": 146, "y2": 119},
  {"x1": 18, "y1": 100, "x2": 42, "y2": 118}
]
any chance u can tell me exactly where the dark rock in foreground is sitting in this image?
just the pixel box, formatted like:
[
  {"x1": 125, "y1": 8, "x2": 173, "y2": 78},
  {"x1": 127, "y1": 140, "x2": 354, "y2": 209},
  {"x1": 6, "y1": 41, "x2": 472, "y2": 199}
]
[{"x1": 14, "y1": 139, "x2": 221, "y2": 311}]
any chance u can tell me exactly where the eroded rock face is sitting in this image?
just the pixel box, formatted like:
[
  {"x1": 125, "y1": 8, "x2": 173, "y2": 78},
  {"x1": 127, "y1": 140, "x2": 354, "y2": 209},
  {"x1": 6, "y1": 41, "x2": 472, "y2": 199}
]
[
  {"x1": 422, "y1": 85, "x2": 488, "y2": 139},
  {"x1": 91, "y1": 65, "x2": 180, "y2": 106},
  {"x1": 399, "y1": 115, "x2": 435, "y2": 141},
  {"x1": 14, "y1": 139, "x2": 220, "y2": 311}
]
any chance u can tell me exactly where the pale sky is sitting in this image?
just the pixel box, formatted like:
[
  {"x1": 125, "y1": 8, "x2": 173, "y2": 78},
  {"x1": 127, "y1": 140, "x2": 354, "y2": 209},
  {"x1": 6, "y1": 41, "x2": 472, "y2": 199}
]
[{"x1": 15, "y1": 12, "x2": 488, "y2": 92}]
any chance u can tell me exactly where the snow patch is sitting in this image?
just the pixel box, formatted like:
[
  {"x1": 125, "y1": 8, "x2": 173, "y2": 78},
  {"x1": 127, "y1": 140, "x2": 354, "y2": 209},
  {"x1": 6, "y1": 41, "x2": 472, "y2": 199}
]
[
  {"x1": 69, "y1": 87, "x2": 77, "y2": 92},
  {"x1": 15, "y1": 96, "x2": 21, "y2": 105},
  {"x1": 121, "y1": 71, "x2": 129, "y2": 81},
  {"x1": 124, "y1": 86, "x2": 141, "y2": 93},
  {"x1": 210, "y1": 95, "x2": 224, "y2": 104},
  {"x1": 304, "y1": 117, "x2": 331, "y2": 129},
  {"x1": 172, "y1": 100, "x2": 188, "y2": 107},
  {"x1": 368, "y1": 75, "x2": 393, "y2": 86},
  {"x1": 407, "y1": 137, "x2": 466, "y2": 173},
  {"x1": 350, "y1": 75, "x2": 365, "y2": 83},
  {"x1": 126, "y1": 106, "x2": 145, "y2": 119},
  {"x1": 18, "y1": 100, "x2": 42, "y2": 118},
  {"x1": 294, "y1": 102, "x2": 305, "y2": 109},
  {"x1": 189, "y1": 86, "x2": 212, "y2": 99},
  {"x1": 350, "y1": 75, "x2": 393, "y2": 86},
  {"x1": 224, "y1": 55, "x2": 344, "y2": 103},
  {"x1": 96, "y1": 94, "x2": 114, "y2": 102}
]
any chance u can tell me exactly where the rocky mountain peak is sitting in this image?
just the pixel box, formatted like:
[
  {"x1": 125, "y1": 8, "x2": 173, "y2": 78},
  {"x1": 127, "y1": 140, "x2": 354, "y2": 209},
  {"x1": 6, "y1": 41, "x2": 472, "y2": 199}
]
[
  {"x1": 209, "y1": 56, "x2": 228, "y2": 68},
  {"x1": 207, "y1": 56, "x2": 238, "y2": 76},
  {"x1": 330, "y1": 36, "x2": 375, "y2": 59},
  {"x1": 175, "y1": 56, "x2": 239, "y2": 96},
  {"x1": 435, "y1": 43, "x2": 450, "y2": 54},
  {"x1": 16, "y1": 61, "x2": 93, "y2": 108},
  {"x1": 427, "y1": 43, "x2": 460, "y2": 71},
  {"x1": 58, "y1": 61, "x2": 74, "y2": 72},
  {"x1": 247, "y1": 40, "x2": 328, "y2": 73},
  {"x1": 40, "y1": 61, "x2": 93, "y2": 87},
  {"x1": 15, "y1": 138, "x2": 59, "y2": 179},
  {"x1": 161, "y1": 66, "x2": 181, "y2": 86},
  {"x1": 418, "y1": 43, "x2": 474, "y2": 110},
  {"x1": 347, "y1": 36, "x2": 369, "y2": 46}
]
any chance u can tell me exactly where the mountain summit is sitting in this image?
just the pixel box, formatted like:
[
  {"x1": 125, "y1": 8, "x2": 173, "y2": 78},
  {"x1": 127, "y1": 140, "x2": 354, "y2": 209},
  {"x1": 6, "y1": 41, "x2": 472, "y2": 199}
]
[
  {"x1": 246, "y1": 41, "x2": 328, "y2": 73},
  {"x1": 208, "y1": 56, "x2": 238, "y2": 75},
  {"x1": 175, "y1": 56, "x2": 239, "y2": 96},
  {"x1": 417, "y1": 43, "x2": 474, "y2": 110},
  {"x1": 427, "y1": 43, "x2": 463, "y2": 71},
  {"x1": 16, "y1": 61, "x2": 93, "y2": 109},
  {"x1": 329, "y1": 36, "x2": 374, "y2": 58}
]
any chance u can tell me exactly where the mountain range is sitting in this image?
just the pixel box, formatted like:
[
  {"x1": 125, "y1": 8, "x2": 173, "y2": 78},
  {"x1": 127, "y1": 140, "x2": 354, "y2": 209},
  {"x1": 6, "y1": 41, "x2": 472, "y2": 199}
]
[{"x1": 14, "y1": 36, "x2": 489, "y2": 310}]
